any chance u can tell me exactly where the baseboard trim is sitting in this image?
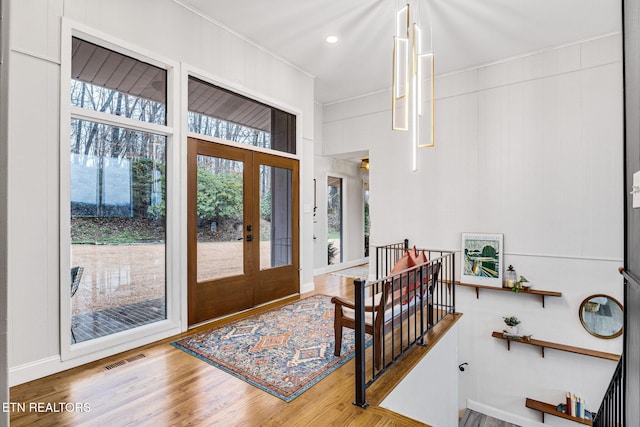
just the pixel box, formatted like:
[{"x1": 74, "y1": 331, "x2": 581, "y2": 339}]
[
  {"x1": 300, "y1": 281, "x2": 315, "y2": 294},
  {"x1": 9, "y1": 327, "x2": 181, "y2": 386},
  {"x1": 467, "y1": 399, "x2": 545, "y2": 427},
  {"x1": 9, "y1": 356, "x2": 61, "y2": 387}
]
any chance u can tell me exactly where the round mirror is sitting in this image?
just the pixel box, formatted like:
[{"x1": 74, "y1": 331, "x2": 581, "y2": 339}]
[{"x1": 579, "y1": 294, "x2": 623, "y2": 339}]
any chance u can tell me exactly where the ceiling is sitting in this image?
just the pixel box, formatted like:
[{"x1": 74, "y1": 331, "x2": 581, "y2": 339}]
[{"x1": 179, "y1": 0, "x2": 621, "y2": 105}]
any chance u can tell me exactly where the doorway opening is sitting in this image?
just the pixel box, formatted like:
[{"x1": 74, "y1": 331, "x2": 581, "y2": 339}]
[
  {"x1": 327, "y1": 176, "x2": 343, "y2": 265},
  {"x1": 188, "y1": 137, "x2": 299, "y2": 325}
]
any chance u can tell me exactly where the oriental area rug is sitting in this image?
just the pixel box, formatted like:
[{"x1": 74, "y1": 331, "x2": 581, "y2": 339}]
[{"x1": 172, "y1": 294, "x2": 359, "y2": 402}]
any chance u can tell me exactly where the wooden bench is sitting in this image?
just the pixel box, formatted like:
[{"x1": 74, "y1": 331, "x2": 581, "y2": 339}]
[{"x1": 331, "y1": 262, "x2": 440, "y2": 370}]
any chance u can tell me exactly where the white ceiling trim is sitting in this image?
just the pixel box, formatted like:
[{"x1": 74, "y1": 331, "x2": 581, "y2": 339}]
[
  {"x1": 322, "y1": 87, "x2": 390, "y2": 107},
  {"x1": 436, "y1": 31, "x2": 623, "y2": 79},
  {"x1": 323, "y1": 32, "x2": 623, "y2": 107}
]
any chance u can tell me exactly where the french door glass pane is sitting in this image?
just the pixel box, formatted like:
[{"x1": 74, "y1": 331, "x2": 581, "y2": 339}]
[
  {"x1": 260, "y1": 165, "x2": 292, "y2": 270},
  {"x1": 70, "y1": 119, "x2": 166, "y2": 344},
  {"x1": 196, "y1": 155, "x2": 244, "y2": 282}
]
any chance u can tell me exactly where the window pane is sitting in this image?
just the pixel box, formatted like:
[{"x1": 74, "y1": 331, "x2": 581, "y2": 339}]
[
  {"x1": 71, "y1": 37, "x2": 167, "y2": 126},
  {"x1": 188, "y1": 77, "x2": 295, "y2": 154},
  {"x1": 196, "y1": 155, "x2": 244, "y2": 282},
  {"x1": 364, "y1": 184, "x2": 370, "y2": 257},
  {"x1": 327, "y1": 176, "x2": 343, "y2": 265},
  {"x1": 70, "y1": 119, "x2": 166, "y2": 343},
  {"x1": 260, "y1": 165, "x2": 292, "y2": 270}
]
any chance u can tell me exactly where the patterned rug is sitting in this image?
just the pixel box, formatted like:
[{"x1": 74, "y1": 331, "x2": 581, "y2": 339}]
[
  {"x1": 330, "y1": 264, "x2": 369, "y2": 279},
  {"x1": 172, "y1": 294, "x2": 360, "y2": 402}
]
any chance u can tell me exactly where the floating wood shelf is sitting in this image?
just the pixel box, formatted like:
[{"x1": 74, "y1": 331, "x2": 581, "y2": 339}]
[
  {"x1": 526, "y1": 397, "x2": 593, "y2": 425},
  {"x1": 456, "y1": 281, "x2": 562, "y2": 307},
  {"x1": 491, "y1": 331, "x2": 620, "y2": 361}
]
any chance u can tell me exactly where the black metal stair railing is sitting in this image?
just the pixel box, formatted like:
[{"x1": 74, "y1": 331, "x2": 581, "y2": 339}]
[
  {"x1": 593, "y1": 357, "x2": 623, "y2": 427},
  {"x1": 352, "y1": 240, "x2": 456, "y2": 407},
  {"x1": 592, "y1": 266, "x2": 636, "y2": 426}
]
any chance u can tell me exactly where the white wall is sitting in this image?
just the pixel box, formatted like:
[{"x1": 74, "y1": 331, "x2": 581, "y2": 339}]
[
  {"x1": 0, "y1": 0, "x2": 10, "y2": 424},
  {"x1": 6, "y1": 0, "x2": 314, "y2": 384},
  {"x1": 313, "y1": 155, "x2": 329, "y2": 269},
  {"x1": 300, "y1": 135, "x2": 315, "y2": 293},
  {"x1": 323, "y1": 35, "x2": 624, "y2": 425},
  {"x1": 381, "y1": 323, "x2": 460, "y2": 427},
  {"x1": 313, "y1": 102, "x2": 367, "y2": 271}
]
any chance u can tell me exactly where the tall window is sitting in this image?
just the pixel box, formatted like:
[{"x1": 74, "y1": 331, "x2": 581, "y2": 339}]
[
  {"x1": 187, "y1": 77, "x2": 296, "y2": 154},
  {"x1": 364, "y1": 182, "x2": 370, "y2": 257},
  {"x1": 327, "y1": 176, "x2": 343, "y2": 265},
  {"x1": 69, "y1": 37, "x2": 168, "y2": 343}
]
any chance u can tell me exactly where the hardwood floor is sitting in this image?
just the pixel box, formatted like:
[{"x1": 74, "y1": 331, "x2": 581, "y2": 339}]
[{"x1": 10, "y1": 272, "x2": 457, "y2": 426}]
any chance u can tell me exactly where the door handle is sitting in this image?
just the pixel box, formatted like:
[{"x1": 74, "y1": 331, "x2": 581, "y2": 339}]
[{"x1": 246, "y1": 234, "x2": 253, "y2": 242}]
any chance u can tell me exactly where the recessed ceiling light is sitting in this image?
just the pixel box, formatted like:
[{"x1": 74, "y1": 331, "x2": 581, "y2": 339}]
[{"x1": 325, "y1": 35, "x2": 338, "y2": 44}]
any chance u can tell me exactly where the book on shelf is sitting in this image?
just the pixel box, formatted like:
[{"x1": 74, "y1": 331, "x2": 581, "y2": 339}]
[
  {"x1": 561, "y1": 392, "x2": 589, "y2": 419},
  {"x1": 577, "y1": 398, "x2": 582, "y2": 418},
  {"x1": 556, "y1": 400, "x2": 592, "y2": 420}
]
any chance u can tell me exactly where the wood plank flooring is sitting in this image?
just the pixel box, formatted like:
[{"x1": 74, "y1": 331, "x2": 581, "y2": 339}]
[{"x1": 10, "y1": 272, "x2": 458, "y2": 426}]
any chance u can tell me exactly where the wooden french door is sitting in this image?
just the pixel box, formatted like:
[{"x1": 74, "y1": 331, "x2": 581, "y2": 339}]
[{"x1": 187, "y1": 137, "x2": 299, "y2": 325}]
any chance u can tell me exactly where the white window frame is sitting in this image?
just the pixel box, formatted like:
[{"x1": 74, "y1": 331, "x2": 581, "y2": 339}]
[
  {"x1": 184, "y1": 65, "x2": 301, "y2": 160},
  {"x1": 60, "y1": 19, "x2": 181, "y2": 362}
]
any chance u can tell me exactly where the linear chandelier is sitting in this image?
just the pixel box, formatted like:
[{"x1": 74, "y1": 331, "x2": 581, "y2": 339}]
[{"x1": 392, "y1": 2, "x2": 435, "y2": 170}]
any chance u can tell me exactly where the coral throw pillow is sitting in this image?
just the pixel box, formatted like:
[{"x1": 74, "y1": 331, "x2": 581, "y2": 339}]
[
  {"x1": 409, "y1": 246, "x2": 429, "y2": 266},
  {"x1": 388, "y1": 250, "x2": 424, "y2": 304},
  {"x1": 403, "y1": 247, "x2": 431, "y2": 294},
  {"x1": 390, "y1": 250, "x2": 416, "y2": 274}
]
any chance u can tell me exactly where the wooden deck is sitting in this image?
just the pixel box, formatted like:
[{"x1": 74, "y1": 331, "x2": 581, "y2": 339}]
[{"x1": 10, "y1": 272, "x2": 459, "y2": 426}]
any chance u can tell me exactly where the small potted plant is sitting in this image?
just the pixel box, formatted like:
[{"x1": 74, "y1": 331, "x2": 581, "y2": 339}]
[
  {"x1": 503, "y1": 316, "x2": 521, "y2": 334},
  {"x1": 512, "y1": 275, "x2": 530, "y2": 293}
]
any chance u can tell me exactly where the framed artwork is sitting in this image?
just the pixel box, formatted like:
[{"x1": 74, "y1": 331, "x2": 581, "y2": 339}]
[{"x1": 461, "y1": 233, "x2": 503, "y2": 287}]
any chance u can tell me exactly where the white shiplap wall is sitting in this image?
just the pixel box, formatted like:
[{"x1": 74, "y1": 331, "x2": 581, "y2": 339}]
[
  {"x1": 381, "y1": 323, "x2": 460, "y2": 427},
  {"x1": 0, "y1": 0, "x2": 11, "y2": 424},
  {"x1": 6, "y1": 0, "x2": 314, "y2": 384},
  {"x1": 322, "y1": 34, "x2": 623, "y2": 425},
  {"x1": 313, "y1": 98, "x2": 368, "y2": 272}
]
